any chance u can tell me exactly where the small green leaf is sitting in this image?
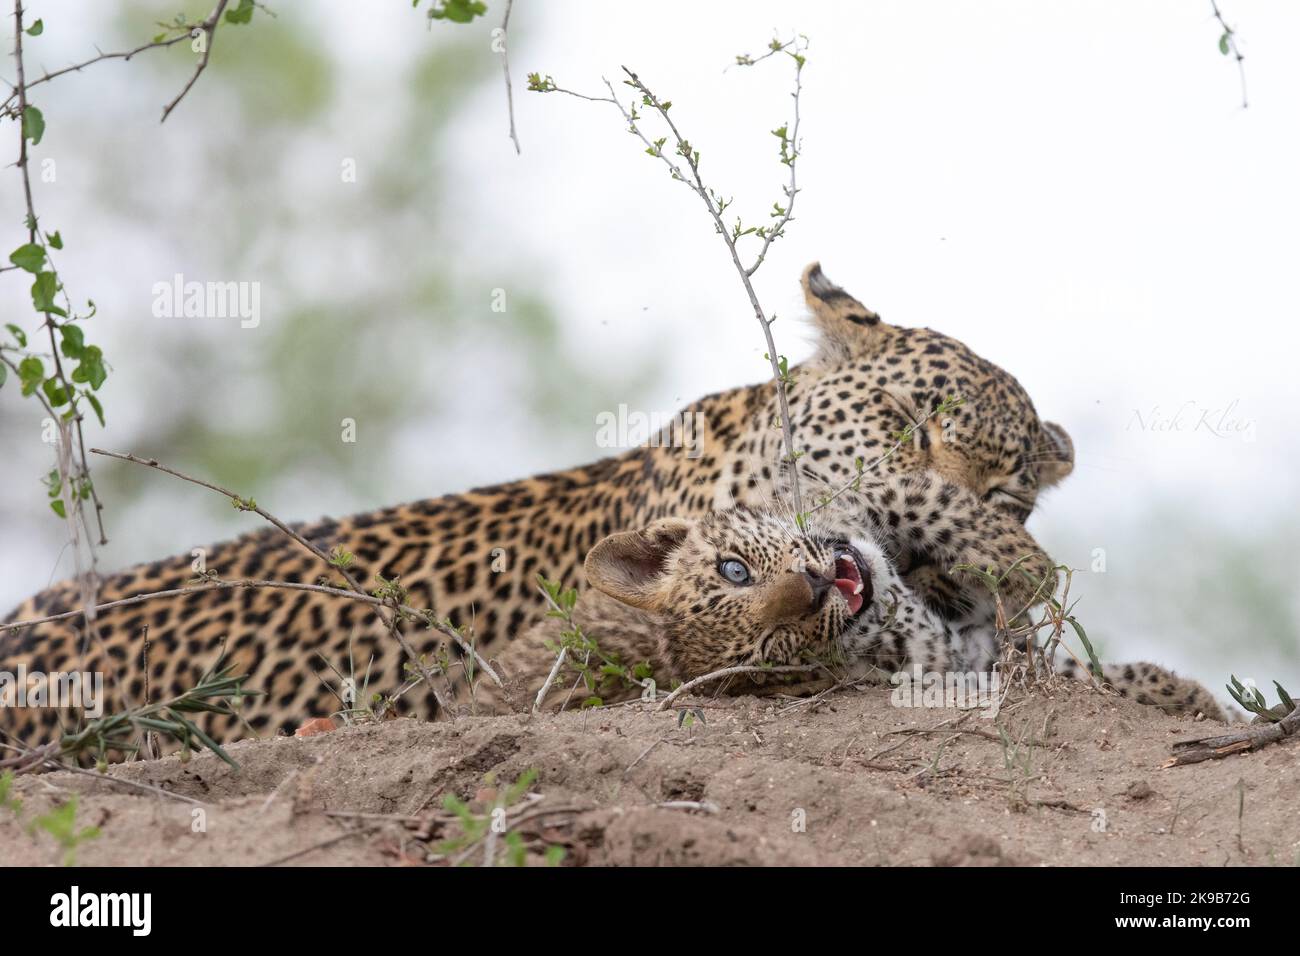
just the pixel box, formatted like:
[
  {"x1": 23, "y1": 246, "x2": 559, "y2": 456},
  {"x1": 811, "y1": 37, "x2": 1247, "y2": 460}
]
[
  {"x1": 72, "y1": 345, "x2": 106, "y2": 390},
  {"x1": 50, "y1": 498, "x2": 66, "y2": 518},
  {"x1": 5, "y1": 323, "x2": 27, "y2": 347},
  {"x1": 0, "y1": 364, "x2": 6, "y2": 388},
  {"x1": 22, "y1": 105, "x2": 45, "y2": 146},
  {"x1": 18, "y1": 356, "x2": 44, "y2": 396},
  {"x1": 9, "y1": 243, "x2": 45, "y2": 273},
  {"x1": 26, "y1": 18, "x2": 43, "y2": 36},
  {"x1": 1219, "y1": 32, "x2": 1230, "y2": 55},
  {"x1": 47, "y1": 231, "x2": 63, "y2": 250},
  {"x1": 84, "y1": 392, "x2": 105, "y2": 427},
  {"x1": 427, "y1": 0, "x2": 488, "y2": 23},
  {"x1": 59, "y1": 324, "x2": 85, "y2": 359},
  {"x1": 31, "y1": 271, "x2": 66, "y2": 317},
  {"x1": 224, "y1": 0, "x2": 255, "y2": 24},
  {"x1": 42, "y1": 377, "x2": 71, "y2": 407}
]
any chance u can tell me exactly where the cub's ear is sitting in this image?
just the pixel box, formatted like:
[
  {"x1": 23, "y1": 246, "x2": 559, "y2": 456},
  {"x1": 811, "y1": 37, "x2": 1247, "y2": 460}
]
[
  {"x1": 584, "y1": 517, "x2": 694, "y2": 612},
  {"x1": 1036, "y1": 421, "x2": 1074, "y2": 488},
  {"x1": 801, "y1": 262, "x2": 887, "y2": 360}
]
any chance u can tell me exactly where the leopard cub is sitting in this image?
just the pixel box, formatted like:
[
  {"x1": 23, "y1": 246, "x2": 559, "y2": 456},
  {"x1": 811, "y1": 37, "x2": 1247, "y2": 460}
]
[
  {"x1": 466, "y1": 469, "x2": 1056, "y2": 712},
  {"x1": 466, "y1": 506, "x2": 881, "y2": 712}
]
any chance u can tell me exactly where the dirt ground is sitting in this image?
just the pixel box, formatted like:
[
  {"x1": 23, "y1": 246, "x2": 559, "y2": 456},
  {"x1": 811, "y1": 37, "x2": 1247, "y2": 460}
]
[{"x1": 2, "y1": 681, "x2": 1296, "y2": 867}]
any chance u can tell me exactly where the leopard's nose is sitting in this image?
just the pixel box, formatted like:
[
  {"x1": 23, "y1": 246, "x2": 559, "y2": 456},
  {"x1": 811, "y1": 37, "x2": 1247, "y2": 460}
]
[{"x1": 803, "y1": 570, "x2": 834, "y2": 611}]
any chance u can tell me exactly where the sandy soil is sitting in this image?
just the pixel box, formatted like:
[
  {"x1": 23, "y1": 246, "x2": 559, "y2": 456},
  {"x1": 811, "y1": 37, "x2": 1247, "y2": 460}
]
[{"x1": 3, "y1": 681, "x2": 1296, "y2": 867}]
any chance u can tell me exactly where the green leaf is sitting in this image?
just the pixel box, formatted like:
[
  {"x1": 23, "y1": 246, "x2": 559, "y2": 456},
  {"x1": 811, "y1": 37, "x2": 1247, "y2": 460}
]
[
  {"x1": 72, "y1": 345, "x2": 106, "y2": 390},
  {"x1": 47, "y1": 231, "x2": 63, "y2": 250},
  {"x1": 83, "y1": 392, "x2": 105, "y2": 429},
  {"x1": 50, "y1": 498, "x2": 66, "y2": 518},
  {"x1": 5, "y1": 323, "x2": 27, "y2": 347},
  {"x1": 26, "y1": 18, "x2": 43, "y2": 36},
  {"x1": 0, "y1": 364, "x2": 6, "y2": 388},
  {"x1": 17, "y1": 356, "x2": 44, "y2": 396},
  {"x1": 225, "y1": 0, "x2": 255, "y2": 24},
  {"x1": 427, "y1": 0, "x2": 488, "y2": 23},
  {"x1": 9, "y1": 243, "x2": 45, "y2": 273},
  {"x1": 33, "y1": 798, "x2": 78, "y2": 841},
  {"x1": 169, "y1": 711, "x2": 238, "y2": 767},
  {"x1": 42, "y1": 377, "x2": 71, "y2": 407},
  {"x1": 59, "y1": 324, "x2": 85, "y2": 359},
  {"x1": 22, "y1": 105, "x2": 45, "y2": 146},
  {"x1": 1219, "y1": 32, "x2": 1230, "y2": 55},
  {"x1": 31, "y1": 271, "x2": 67, "y2": 317},
  {"x1": 1067, "y1": 618, "x2": 1103, "y2": 679}
]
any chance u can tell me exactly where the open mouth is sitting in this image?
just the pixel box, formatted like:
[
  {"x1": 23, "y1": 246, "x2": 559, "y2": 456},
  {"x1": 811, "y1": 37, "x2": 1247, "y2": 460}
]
[{"x1": 832, "y1": 544, "x2": 871, "y2": 617}]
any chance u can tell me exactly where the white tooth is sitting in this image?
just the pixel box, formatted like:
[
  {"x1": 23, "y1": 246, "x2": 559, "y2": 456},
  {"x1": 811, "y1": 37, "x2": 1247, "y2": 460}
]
[{"x1": 853, "y1": 580, "x2": 864, "y2": 595}]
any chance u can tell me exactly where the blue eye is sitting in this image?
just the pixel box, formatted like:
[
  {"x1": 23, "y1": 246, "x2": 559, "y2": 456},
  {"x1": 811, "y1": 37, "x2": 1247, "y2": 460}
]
[{"x1": 718, "y1": 559, "x2": 751, "y2": 585}]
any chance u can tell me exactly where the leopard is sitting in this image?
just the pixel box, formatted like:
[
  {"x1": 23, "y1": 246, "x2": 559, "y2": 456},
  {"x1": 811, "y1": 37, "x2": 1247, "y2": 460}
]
[
  {"x1": 0, "y1": 262, "x2": 1080, "y2": 751},
  {"x1": 467, "y1": 469, "x2": 1056, "y2": 713},
  {"x1": 468, "y1": 473, "x2": 1225, "y2": 722}
]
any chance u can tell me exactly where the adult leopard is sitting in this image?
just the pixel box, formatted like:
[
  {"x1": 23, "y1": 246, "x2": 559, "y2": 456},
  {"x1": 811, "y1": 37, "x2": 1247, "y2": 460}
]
[{"x1": 0, "y1": 263, "x2": 1074, "y2": 747}]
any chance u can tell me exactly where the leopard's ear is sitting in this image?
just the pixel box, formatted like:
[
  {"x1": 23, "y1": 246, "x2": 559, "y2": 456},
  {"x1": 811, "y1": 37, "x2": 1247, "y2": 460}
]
[
  {"x1": 584, "y1": 517, "x2": 693, "y2": 612},
  {"x1": 802, "y1": 262, "x2": 887, "y2": 360},
  {"x1": 1036, "y1": 421, "x2": 1074, "y2": 488}
]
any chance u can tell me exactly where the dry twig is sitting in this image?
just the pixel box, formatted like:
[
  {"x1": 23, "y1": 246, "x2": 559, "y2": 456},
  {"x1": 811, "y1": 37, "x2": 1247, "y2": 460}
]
[{"x1": 1161, "y1": 708, "x2": 1299, "y2": 768}]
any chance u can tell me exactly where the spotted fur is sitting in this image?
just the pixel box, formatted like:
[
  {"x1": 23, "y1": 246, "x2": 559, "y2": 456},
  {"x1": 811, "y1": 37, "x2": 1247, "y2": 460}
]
[
  {"x1": 470, "y1": 483, "x2": 1224, "y2": 722},
  {"x1": 1, "y1": 263, "x2": 1076, "y2": 749}
]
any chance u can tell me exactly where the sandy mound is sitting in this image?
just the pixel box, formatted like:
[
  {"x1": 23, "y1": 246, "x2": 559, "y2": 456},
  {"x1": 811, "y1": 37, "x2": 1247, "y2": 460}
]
[{"x1": 3, "y1": 682, "x2": 1295, "y2": 866}]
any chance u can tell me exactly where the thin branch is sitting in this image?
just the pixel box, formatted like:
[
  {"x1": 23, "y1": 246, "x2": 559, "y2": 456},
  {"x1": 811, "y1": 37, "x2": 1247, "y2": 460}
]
[
  {"x1": 500, "y1": 0, "x2": 519, "y2": 153},
  {"x1": 85, "y1": 448, "x2": 498, "y2": 701},
  {"x1": 0, "y1": 574, "x2": 502, "y2": 688},
  {"x1": 1209, "y1": 0, "x2": 1247, "y2": 109},
  {"x1": 257, "y1": 829, "x2": 369, "y2": 867},
  {"x1": 654, "y1": 663, "x2": 823, "y2": 711},
  {"x1": 538, "y1": 40, "x2": 809, "y2": 513},
  {"x1": 741, "y1": 39, "x2": 805, "y2": 277},
  {"x1": 12, "y1": 0, "x2": 108, "y2": 693},
  {"x1": 621, "y1": 64, "x2": 805, "y2": 513},
  {"x1": 532, "y1": 647, "x2": 568, "y2": 713},
  {"x1": 802, "y1": 395, "x2": 963, "y2": 519},
  {"x1": 0, "y1": 742, "x2": 210, "y2": 803},
  {"x1": 655, "y1": 800, "x2": 720, "y2": 814},
  {"x1": 160, "y1": 0, "x2": 230, "y2": 123},
  {"x1": 0, "y1": 32, "x2": 195, "y2": 115}
]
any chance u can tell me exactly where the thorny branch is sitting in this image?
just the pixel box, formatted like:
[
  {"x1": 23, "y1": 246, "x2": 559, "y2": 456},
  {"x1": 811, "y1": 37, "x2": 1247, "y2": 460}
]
[
  {"x1": 1209, "y1": 0, "x2": 1247, "y2": 109},
  {"x1": 533, "y1": 37, "x2": 809, "y2": 514},
  {"x1": 10, "y1": 2, "x2": 108, "y2": 679},
  {"x1": 2, "y1": 32, "x2": 187, "y2": 117},
  {"x1": 160, "y1": 0, "x2": 231, "y2": 123},
  {"x1": 4, "y1": 0, "x2": 252, "y2": 718}
]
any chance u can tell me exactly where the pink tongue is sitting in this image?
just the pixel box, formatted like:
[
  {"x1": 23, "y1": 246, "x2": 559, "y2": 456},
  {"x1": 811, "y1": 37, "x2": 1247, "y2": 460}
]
[{"x1": 834, "y1": 579, "x2": 864, "y2": 615}]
